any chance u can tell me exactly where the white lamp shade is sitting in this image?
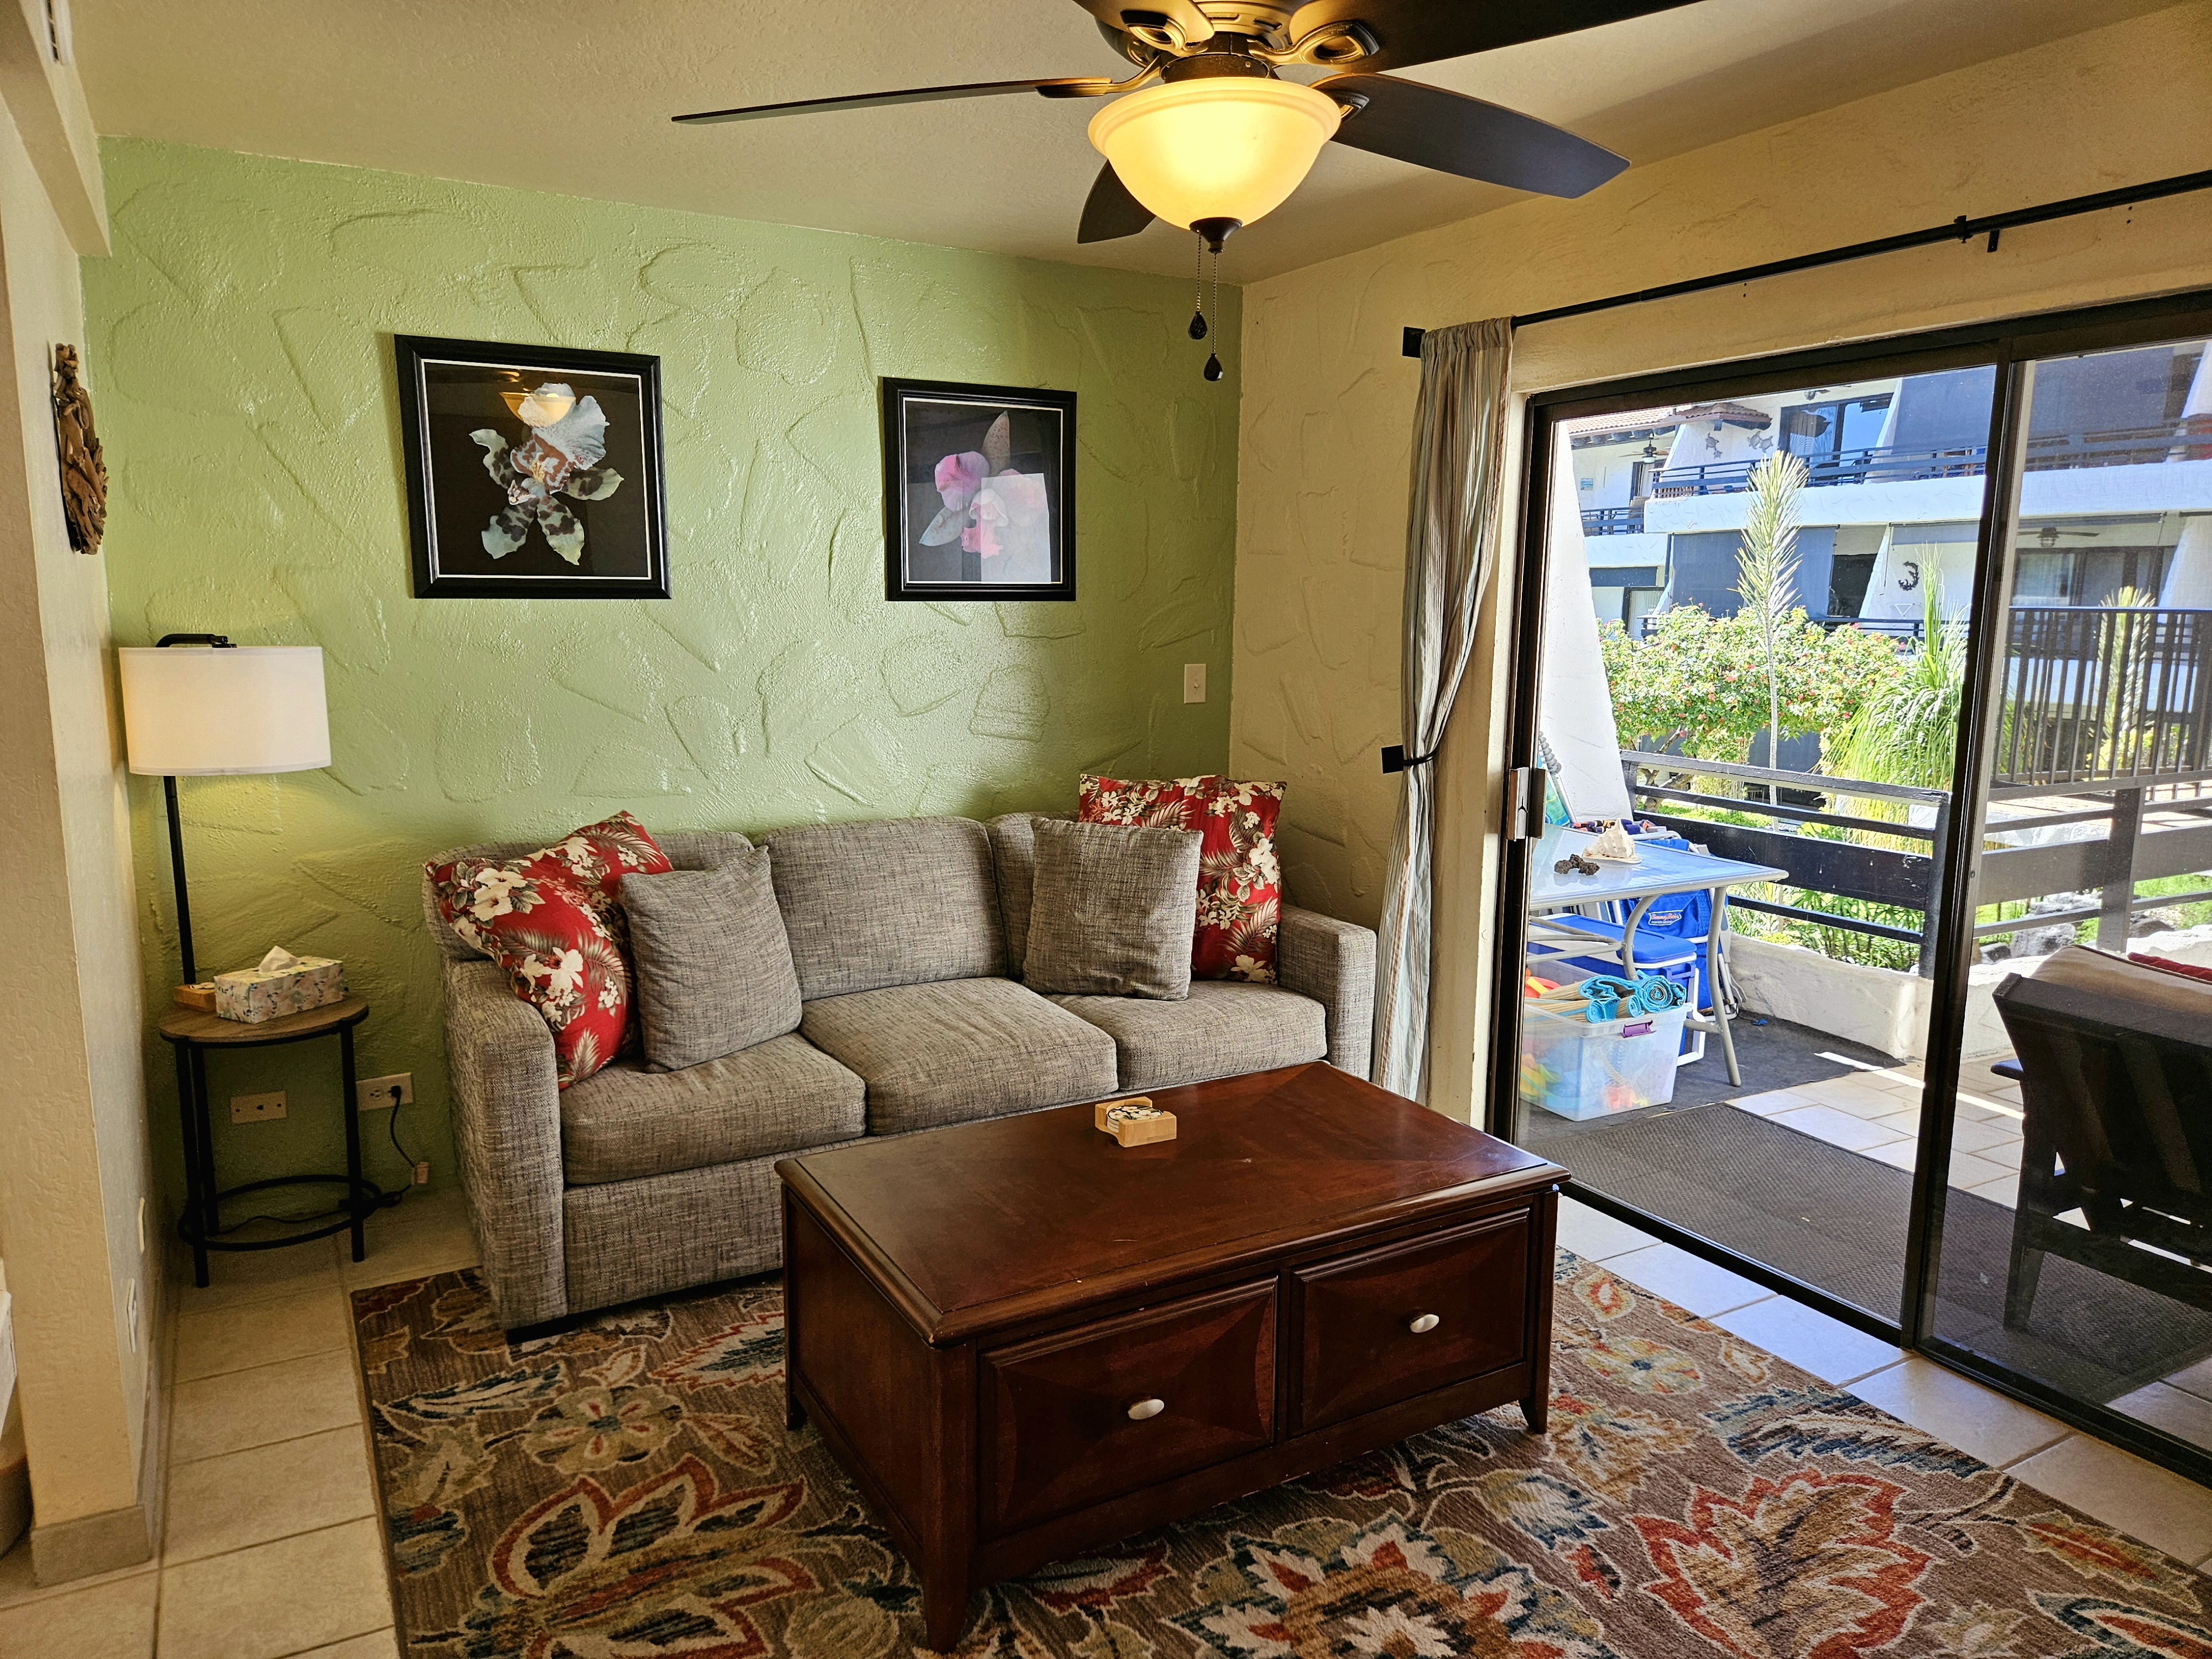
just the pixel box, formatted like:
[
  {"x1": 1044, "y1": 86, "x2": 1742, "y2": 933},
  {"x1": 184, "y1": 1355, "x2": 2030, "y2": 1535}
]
[
  {"x1": 118, "y1": 645, "x2": 331, "y2": 776},
  {"x1": 1087, "y1": 79, "x2": 1342, "y2": 231}
]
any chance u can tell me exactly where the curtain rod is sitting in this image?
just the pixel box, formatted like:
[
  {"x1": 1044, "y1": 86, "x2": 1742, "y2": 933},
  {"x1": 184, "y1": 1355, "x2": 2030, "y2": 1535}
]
[{"x1": 1400, "y1": 167, "x2": 2212, "y2": 356}]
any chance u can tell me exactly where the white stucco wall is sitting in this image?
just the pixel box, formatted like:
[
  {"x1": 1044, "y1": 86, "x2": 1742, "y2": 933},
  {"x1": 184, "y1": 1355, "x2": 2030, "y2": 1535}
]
[{"x1": 0, "y1": 27, "x2": 159, "y2": 1570}]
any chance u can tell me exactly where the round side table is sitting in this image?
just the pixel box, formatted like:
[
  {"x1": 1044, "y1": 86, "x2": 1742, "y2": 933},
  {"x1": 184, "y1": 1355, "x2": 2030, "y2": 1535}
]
[{"x1": 157, "y1": 994, "x2": 382, "y2": 1287}]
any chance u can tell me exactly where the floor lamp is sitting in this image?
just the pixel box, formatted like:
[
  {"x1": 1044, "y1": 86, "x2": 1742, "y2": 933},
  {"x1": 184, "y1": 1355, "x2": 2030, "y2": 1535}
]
[{"x1": 117, "y1": 634, "x2": 331, "y2": 985}]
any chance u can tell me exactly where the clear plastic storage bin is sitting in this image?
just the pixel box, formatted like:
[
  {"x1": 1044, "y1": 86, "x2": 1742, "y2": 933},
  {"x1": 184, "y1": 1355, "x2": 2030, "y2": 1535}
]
[{"x1": 1519, "y1": 998, "x2": 1689, "y2": 1121}]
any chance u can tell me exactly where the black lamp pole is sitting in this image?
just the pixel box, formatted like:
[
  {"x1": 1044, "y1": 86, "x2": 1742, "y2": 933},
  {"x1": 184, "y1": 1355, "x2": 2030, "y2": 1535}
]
[{"x1": 154, "y1": 633, "x2": 234, "y2": 987}]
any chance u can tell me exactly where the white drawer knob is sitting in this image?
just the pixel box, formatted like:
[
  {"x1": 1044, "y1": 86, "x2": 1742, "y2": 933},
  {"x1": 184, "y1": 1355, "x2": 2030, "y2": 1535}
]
[
  {"x1": 1407, "y1": 1313, "x2": 1441, "y2": 1334},
  {"x1": 1126, "y1": 1397, "x2": 1166, "y2": 1421}
]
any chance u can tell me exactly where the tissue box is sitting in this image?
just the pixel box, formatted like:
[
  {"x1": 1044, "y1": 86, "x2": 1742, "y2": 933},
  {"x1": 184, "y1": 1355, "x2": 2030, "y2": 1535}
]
[{"x1": 213, "y1": 956, "x2": 346, "y2": 1023}]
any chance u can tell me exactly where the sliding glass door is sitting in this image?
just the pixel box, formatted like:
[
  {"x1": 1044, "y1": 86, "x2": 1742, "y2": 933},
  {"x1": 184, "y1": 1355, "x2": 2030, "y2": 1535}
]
[
  {"x1": 1492, "y1": 292, "x2": 2212, "y2": 1482},
  {"x1": 1511, "y1": 361, "x2": 1993, "y2": 1322},
  {"x1": 1920, "y1": 327, "x2": 2212, "y2": 1463}
]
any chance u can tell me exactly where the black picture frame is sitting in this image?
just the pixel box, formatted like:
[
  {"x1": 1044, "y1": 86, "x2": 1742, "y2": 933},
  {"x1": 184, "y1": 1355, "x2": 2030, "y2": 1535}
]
[
  {"x1": 395, "y1": 334, "x2": 669, "y2": 599},
  {"x1": 881, "y1": 378, "x2": 1076, "y2": 602}
]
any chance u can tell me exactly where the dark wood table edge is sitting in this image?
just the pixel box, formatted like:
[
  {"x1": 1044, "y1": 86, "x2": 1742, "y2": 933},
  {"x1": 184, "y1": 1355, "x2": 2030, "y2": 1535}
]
[{"x1": 774, "y1": 1103, "x2": 1566, "y2": 1348}]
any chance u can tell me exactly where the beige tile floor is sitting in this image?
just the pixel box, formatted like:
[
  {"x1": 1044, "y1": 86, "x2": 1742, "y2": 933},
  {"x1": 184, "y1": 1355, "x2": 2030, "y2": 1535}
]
[
  {"x1": 0, "y1": 1187, "x2": 479, "y2": 1659},
  {"x1": 1558, "y1": 1194, "x2": 2212, "y2": 1566},
  {"x1": 1728, "y1": 1053, "x2": 2030, "y2": 1207},
  {"x1": 1727, "y1": 1054, "x2": 2212, "y2": 1450},
  {"x1": 8, "y1": 1182, "x2": 2209, "y2": 1652}
]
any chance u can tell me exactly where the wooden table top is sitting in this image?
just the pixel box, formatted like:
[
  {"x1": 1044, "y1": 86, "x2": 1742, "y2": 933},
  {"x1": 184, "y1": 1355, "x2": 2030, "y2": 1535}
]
[
  {"x1": 158, "y1": 994, "x2": 369, "y2": 1047},
  {"x1": 778, "y1": 1062, "x2": 1566, "y2": 1345}
]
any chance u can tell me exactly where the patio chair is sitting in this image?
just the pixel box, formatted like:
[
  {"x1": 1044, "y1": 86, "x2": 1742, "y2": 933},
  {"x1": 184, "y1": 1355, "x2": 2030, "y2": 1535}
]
[{"x1": 1993, "y1": 946, "x2": 2212, "y2": 1329}]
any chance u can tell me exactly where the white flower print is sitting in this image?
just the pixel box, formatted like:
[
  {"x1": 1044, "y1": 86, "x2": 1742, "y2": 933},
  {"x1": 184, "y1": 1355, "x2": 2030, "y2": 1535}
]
[{"x1": 468, "y1": 867, "x2": 531, "y2": 921}]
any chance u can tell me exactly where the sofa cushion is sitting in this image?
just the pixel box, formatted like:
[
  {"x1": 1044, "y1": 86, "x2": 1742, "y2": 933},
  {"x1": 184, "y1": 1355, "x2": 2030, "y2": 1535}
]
[
  {"x1": 623, "y1": 849, "x2": 803, "y2": 1070},
  {"x1": 986, "y1": 812, "x2": 1043, "y2": 977},
  {"x1": 765, "y1": 817, "x2": 1007, "y2": 1000},
  {"x1": 559, "y1": 1034, "x2": 865, "y2": 1187},
  {"x1": 1023, "y1": 820, "x2": 1201, "y2": 1000},
  {"x1": 799, "y1": 977, "x2": 1117, "y2": 1136},
  {"x1": 1079, "y1": 774, "x2": 1286, "y2": 982},
  {"x1": 1049, "y1": 980, "x2": 1328, "y2": 1091},
  {"x1": 423, "y1": 830, "x2": 752, "y2": 963}
]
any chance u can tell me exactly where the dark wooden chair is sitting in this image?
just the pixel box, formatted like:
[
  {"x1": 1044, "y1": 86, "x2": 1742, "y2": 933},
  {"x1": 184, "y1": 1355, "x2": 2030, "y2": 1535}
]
[{"x1": 1993, "y1": 946, "x2": 2212, "y2": 1328}]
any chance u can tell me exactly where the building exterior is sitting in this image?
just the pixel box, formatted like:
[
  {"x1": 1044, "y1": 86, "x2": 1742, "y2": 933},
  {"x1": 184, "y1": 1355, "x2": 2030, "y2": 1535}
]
[{"x1": 1566, "y1": 340, "x2": 2212, "y2": 632}]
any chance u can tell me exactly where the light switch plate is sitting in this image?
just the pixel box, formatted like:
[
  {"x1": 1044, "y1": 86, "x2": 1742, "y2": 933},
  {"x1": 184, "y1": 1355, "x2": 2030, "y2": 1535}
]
[
  {"x1": 1182, "y1": 662, "x2": 1207, "y2": 704},
  {"x1": 229, "y1": 1091, "x2": 287, "y2": 1124}
]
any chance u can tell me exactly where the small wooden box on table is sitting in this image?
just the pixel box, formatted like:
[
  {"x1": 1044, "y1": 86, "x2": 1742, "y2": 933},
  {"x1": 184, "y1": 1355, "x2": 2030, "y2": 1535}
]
[{"x1": 776, "y1": 1061, "x2": 1566, "y2": 1651}]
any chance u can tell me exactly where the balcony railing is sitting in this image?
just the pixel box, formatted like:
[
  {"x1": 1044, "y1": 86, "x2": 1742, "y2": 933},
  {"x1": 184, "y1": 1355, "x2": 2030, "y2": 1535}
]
[
  {"x1": 1995, "y1": 607, "x2": 2212, "y2": 792},
  {"x1": 1635, "y1": 612, "x2": 1924, "y2": 641},
  {"x1": 1650, "y1": 422, "x2": 2201, "y2": 498},
  {"x1": 1582, "y1": 504, "x2": 1645, "y2": 535}
]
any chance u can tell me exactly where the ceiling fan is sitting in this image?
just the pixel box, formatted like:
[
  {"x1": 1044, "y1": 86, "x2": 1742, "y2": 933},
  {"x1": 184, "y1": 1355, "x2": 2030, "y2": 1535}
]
[{"x1": 674, "y1": 1, "x2": 1702, "y2": 254}]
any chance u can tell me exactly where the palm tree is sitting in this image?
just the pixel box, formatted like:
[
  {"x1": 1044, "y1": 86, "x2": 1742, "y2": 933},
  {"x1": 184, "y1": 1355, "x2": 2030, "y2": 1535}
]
[
  {"x1": 1735, "y1": 452, "x2": 1807, "y2": 769},
  {"x1": 1832, "y1": 579, "x2": 1969, "y2": 796}
]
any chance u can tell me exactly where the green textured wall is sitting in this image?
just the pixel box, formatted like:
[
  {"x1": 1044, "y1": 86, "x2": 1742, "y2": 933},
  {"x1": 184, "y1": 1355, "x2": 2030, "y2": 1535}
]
[{"x1": 86, "y1": 138, "x2": 1240, "y2": 1204}]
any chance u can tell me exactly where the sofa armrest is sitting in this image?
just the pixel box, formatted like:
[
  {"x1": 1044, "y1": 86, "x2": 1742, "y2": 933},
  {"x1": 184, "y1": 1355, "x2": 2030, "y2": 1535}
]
[
  {"x1": 442, "y1": 960, "x2": 568, "y2": 1328},
  {"x1": 1277, "y1": 905, "x2": 1376, "y2": 1081}
]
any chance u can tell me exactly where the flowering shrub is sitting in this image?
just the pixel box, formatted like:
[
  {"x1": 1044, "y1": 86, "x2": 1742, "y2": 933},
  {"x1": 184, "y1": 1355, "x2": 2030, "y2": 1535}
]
[{"x1": 1599, "y1": 604, "x2": 1906, "y2": 762}]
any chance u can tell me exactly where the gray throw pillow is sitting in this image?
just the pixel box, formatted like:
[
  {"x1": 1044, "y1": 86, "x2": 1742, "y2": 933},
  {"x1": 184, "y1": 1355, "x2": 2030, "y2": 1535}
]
[
  {"x1": 1022, "y1": 820, "x2": 1200, "y2": 1000},
  {"x1": 622, "y1": 848, "x2": 803, "y2": 1070}
]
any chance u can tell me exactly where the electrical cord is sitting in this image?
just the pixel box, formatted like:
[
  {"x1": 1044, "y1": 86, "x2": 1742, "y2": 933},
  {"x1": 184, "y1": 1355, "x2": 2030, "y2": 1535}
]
[{"x1": 203, "y1": 1082, "x2": 418, "y2": 1233}]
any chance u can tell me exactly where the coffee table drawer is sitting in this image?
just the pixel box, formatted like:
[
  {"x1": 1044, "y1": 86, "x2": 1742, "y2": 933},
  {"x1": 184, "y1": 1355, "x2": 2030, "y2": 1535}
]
[
  {"x1": 1292, "y1": 1211, "x2": 1530, "y2": 1431},
  {"x1": 982, "y1": 1279, "x2": 1276, "y2": 1537}
]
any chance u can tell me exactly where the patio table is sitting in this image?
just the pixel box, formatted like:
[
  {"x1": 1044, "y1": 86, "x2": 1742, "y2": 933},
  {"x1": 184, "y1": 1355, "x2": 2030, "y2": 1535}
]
[{"x1": 1526, "y1": 826, "x2": 1786, "y2": 1088}]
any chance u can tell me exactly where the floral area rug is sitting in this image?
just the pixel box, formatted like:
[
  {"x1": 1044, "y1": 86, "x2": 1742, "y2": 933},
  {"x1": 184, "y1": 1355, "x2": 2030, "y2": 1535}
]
[{"x1": 354, "y1": 1252, "x2": 2212, "y2": 1657}]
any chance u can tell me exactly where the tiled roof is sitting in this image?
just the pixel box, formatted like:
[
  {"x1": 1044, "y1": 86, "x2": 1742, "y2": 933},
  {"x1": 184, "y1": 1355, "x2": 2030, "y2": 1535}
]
[
  {"x1": 1672, "y1": 399, "x2": 1773, "y2": 428},
  {"x1": 1564, "y1": 399, "x2": 1775, "y2": 443},
  {"x1": 1563, "y1": 408, "x2": 1679, "y2": 441}
]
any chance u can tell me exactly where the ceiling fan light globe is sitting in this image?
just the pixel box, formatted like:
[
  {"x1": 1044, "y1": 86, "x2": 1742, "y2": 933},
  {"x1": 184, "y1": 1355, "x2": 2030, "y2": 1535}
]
[{"x1": 1087, "y1": 79, "x2": 1340, "y2": 233}]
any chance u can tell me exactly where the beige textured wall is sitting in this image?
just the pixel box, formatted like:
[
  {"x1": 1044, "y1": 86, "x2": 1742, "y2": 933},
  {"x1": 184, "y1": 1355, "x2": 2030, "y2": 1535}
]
[
  {"x1": 1229, "y1": 2, "x2": 2212, "y2": 1117},
  {"x1": 0, "y1": 84, "x2": 159, "y2": 1562}
]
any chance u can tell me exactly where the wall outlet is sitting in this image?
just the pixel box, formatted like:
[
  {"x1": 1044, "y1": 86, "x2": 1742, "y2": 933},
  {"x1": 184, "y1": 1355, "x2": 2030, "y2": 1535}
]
[
  {"x1": 1183, "y1": 662, "x2": 1207, "y2": 704},
  {"x1": 229, "y1": 1091, "x2": 286, "y2": 1124},
  {"x1": 358, "y1": 1073, "x2": 414, "y2": 1112},
  {"x1": 413, "y1": 1161, "x2": 430, "y2": 1186}
]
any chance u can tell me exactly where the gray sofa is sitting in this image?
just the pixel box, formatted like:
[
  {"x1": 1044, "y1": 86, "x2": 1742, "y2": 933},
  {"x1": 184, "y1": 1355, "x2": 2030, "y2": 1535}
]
[{"x1": 425, "y1": 813, "x2": 1376, "y2": 1328}]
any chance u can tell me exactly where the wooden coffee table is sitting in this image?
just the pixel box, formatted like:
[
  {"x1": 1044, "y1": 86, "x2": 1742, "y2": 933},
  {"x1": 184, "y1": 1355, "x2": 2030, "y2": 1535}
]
[{"x1": 776, "y1": 1061, "x2": 1567, "y2": 1650}]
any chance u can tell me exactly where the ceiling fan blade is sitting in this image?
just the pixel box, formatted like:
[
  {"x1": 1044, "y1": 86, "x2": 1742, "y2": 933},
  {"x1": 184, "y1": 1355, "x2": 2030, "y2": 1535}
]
[
  {"x1": 1317, "y1": 74, "x2": 1627, "y2": 198},
  {"x1": 1065, "y1": 0, "x2": 1215, "y2": 49},
  {"x1": 1077, "y1": 162, "x2": 1155, "y2": 243},
  {"x1": 1287, "y1": 0, "x2": 1703, "y2": 73},
  {"x1": 673, "y1": 76, "x2": 1111, "y2": 125}
]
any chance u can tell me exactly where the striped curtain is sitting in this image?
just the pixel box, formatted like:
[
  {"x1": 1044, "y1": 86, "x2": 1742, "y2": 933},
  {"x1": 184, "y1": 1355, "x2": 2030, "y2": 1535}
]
[{"x1": 1373, "y1": 318, "x2": 1515, "y2": 1100}]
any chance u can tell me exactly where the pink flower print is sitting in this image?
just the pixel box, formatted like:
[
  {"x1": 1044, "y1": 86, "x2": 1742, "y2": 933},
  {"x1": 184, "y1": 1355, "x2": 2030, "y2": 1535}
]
[
  {"x1": 974, "y1": 472, "x2": 1047, "y2": 560},
  {"x1": 934, "y1": 451, "x2": 988, "y2": 513}
]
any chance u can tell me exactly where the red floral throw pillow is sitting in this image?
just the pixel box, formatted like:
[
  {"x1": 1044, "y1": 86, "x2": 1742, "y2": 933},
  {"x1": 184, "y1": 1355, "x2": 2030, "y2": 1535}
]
[
  {"x1": 426, "y1": 813, "x2": 672, "y2": 1088},
  {"x1": 1078, "y1": 774, "x2": 1286, "y2": 982}
]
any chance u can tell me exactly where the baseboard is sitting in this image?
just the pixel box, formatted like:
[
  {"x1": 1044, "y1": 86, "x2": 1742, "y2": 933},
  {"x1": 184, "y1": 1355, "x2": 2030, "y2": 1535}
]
[
  {"x1": 27, "y1": 1238, "x2": 170, "y2": 1585},
  {"x1": 29, "y1": 1494, "x2": 152, "y2": 1582}
]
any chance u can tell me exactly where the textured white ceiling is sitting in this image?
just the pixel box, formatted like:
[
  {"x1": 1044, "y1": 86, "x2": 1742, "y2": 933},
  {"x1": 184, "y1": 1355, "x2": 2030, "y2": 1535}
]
[{"x1": 72, "y1": 0, "x2": 2179, "y2": 281}]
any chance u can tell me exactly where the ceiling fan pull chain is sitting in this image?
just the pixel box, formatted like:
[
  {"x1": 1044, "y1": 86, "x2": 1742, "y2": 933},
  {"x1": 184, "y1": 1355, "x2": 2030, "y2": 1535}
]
[
  {"x1": 1203, "y1": 243, "x2": 1223, "y2": 382},
  {"x1": 1188, "y1": 239, "x2": 1208, "y2": 341}
]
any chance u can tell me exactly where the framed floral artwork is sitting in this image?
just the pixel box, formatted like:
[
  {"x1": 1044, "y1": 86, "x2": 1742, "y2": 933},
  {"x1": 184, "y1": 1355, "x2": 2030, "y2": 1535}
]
[
  {"x1": 396, "y1": 335, "x2": 669, "y2": 599},
  {"x1": 880, "y1": 377, "x2": 1076, "y2": 601}
]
